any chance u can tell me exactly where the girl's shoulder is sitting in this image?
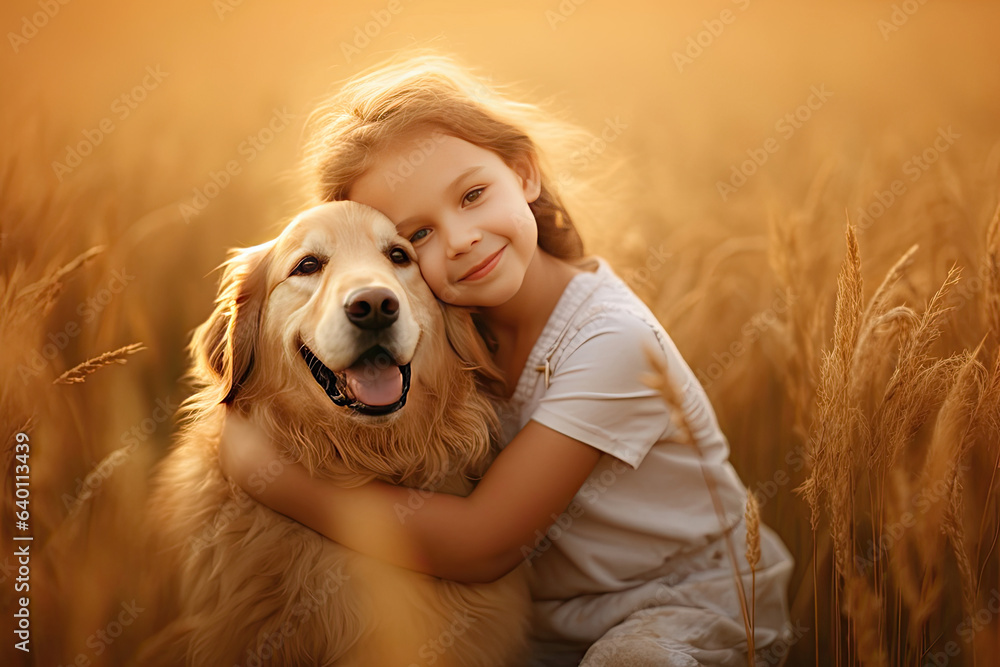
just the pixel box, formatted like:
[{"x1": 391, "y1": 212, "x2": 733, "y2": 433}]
[
  {"x1": 546, "y1": 255, "x2": 670, "y2": 366},
  {"x1": 562, "y1": 255, "x2": 663, "y2": 331}
]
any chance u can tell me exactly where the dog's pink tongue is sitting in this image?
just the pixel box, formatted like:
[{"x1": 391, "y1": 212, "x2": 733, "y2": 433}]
[{"x1": 343, "y1": 362, "x2": 403, "y2": 406}]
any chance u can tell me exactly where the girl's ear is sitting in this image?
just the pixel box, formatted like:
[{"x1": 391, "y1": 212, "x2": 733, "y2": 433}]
[
  {"x1": 513, "y1": 152, "x2": 542, "y2": 204},
  {"x1": 189, "y1": 241, "x2": 274, "y2": 405}
]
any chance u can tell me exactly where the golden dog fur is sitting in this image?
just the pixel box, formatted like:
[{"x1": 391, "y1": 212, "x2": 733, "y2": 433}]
[{"x1": 139, "y1": 201, "x2": 531, "y2": 666}]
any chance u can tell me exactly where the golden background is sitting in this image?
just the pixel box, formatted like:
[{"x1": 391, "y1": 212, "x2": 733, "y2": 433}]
[{"x1": 2, "y1": 1, "x2": 998, "y2": 664}]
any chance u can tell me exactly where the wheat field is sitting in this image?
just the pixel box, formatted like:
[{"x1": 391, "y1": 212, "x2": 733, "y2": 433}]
[{"x1": 1, "y1": 1, "x2": 998, "y2": 665}]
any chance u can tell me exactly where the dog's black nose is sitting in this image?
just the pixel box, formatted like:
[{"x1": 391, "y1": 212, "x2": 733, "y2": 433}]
[{"x1": 345, "y1": 287, "x2": 399, "y2": 330}]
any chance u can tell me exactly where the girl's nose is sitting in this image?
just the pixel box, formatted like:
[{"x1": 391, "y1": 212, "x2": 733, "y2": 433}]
[{"x1": 444, "y1": 221, "x2": 481, "y2": 259}]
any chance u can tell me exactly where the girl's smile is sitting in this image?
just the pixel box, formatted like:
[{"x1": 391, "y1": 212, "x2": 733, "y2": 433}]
[
  {"x1": 459, "y1": 244, "x2": 506, "y2": 282},
  {"x1": 346, "y1": 129, "x2": 541, "y2": 308}
]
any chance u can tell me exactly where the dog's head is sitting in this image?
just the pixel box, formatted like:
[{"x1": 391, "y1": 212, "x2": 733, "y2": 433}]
[{"x1": 188, "y1": 201, "x2": 501, "y2": 483}]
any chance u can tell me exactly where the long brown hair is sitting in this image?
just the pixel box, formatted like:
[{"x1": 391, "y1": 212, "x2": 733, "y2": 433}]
[{"x1": 301, "y1": 49, "x2": 599, "y2": 263}]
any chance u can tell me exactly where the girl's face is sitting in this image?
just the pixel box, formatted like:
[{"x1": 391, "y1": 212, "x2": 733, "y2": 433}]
[{"x1": 347, "y1": 130, "x2": 541, "y2": 308}]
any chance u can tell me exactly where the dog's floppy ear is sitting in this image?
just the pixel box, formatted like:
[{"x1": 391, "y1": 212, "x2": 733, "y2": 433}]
[
  {"x1": 190, "y1": 241, "x2": 274, "y2": 405},
  {"x1": 439, "y1": 304, "x2": 506, "y2": 399}
]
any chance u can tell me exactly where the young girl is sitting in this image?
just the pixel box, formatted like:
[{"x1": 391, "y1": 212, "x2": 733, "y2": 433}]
[{"x1": 220, "y1": 52, "x2": 794, "y2": 666}]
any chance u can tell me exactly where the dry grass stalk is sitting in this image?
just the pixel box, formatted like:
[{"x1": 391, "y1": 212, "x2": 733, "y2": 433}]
[
  {"x1": 768, "y1": 213, "x2": 823, "y2": 447},
  {"x1": 661, "y1": 236, "x2": 768, "y2": 330},
  {"x1": 844, "y1": 254, "x2": 914, "y2": 610},
  {"x1": 875, "y1": 265, "x2": 963, "y2": 469},
  {"x1": 806, "y1": 221, "x2": 863, "y2": 588},
  {"x1": 792, "y1": 221, "x2": 868, "y2": 666},
  {"x1": 844, "y1": 575, "x2": 888, "y2": 667},
  {"x1": 908, "y1": 346, "x2": 983, "y2": 637},
  {"x1": 983, "y1": 201, "x2": 1000, "y2": 354},
  {"x1": 745, "y1": 491, "x2": 761, "y2": 642},
  {"x1": 974, "y1": 340, "x2": 1000, "y2": 594},
  {"x1": 53, "y1": 342, "x2": 146, "y2": 385},
  {"x1": 931, "y1": 343, "x2": 986, "y2": 620},
  {"x1": 848, "y1": 245, "x2": 919, "y2": 425},
  {"x1": 943, "y1": 480, "x2": 977, "y2": 628},
  {"x1": 796, "y1": 226, "x2": 970, "y2": 662},
  {"x1": 885, "y1": 468, "x2": 922, "y2": 614},
  {"x1": 12, "y1": 245, "x2": 105, "y2": 315},
  {"x1": 642, "y1": 346, "x2": 755, "y2": 662}
]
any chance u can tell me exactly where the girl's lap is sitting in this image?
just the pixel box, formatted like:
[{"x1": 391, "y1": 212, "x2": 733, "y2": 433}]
[
  {"x1": 524, "y1": 520, "x2": 795, "y2": 666},
  {"x1": 578, "y1": 605, "x2": 759, "y2": 667},
  {"x1": 526, "y1": 604, "x2": 791, "y2": 667}
]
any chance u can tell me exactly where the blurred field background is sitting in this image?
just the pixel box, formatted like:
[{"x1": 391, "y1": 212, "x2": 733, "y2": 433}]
[{"x1": 1, "y1": 0, "x2": 999, "y2": 665}]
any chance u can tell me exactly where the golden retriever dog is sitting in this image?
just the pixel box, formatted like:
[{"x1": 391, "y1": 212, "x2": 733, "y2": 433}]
[{"x1": 139, "y1": 201, "x2": 531, "y2": 666}]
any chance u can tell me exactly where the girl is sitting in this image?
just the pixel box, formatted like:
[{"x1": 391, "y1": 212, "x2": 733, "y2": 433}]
[{"x1": 220, "y1": 52, "x2": 794, "y2": 666}]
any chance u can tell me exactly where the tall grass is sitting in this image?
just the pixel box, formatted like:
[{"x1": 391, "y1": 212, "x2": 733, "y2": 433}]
[{"x1": 1, "y1": 3, "x2": 998, "y2": 665}]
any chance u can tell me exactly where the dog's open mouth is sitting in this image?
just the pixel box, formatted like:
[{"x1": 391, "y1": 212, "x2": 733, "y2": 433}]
[{"x1": 299, "y1": 344, "x2": 411, "y2": 416}]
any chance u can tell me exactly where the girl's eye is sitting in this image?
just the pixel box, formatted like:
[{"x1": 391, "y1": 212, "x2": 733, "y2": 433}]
[
  {"x1": 291, "y1": 256, "x2": 322, "y2": 276},
  {"x1": 463, "y1": 187, "x2": 484, "y2": 206},
  {"x1": 388, "y1": 247, "x2": 411, "y2": 265},
  {"x1": 409, "y1": 228, "x2": 430, "y2": 243}
]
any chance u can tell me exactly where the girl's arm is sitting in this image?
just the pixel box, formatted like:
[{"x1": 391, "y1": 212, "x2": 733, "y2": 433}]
[{"x1": 219, "y1": 411, "x2": 602, "y2": 584}]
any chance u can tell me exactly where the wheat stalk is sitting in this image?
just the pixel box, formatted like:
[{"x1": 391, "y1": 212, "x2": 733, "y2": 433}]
[
  {"x1": 13, "y1": 245, "x2": 105, "y2": 312},
  {"x1": 983, "y1": 200, "x2": 1000, "y2": 353},
  {"x1": 53, "y1": 342, "x2": 146, "y2": 385},
  {"x1": 642, "y1": 347, "x2": 755, "y2": 663},
  {"x1": 810, "y1": 221, "x2": 864, "y2": 587},
  {"x1": 745, "y1": 491, "x2": 761, "y2": 646}
]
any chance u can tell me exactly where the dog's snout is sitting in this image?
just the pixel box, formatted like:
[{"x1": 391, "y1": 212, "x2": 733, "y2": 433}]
[{"x1": 345, "y1": 287, "x2": 399, "y2": 330}]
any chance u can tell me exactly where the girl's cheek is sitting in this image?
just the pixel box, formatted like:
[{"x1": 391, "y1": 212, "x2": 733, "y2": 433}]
[
  {"x1": 428, "y1": 273, "x2": 462, "y2": 305},
  {"x1": 414, "y1": 260, "x2": 430, "y2": 284},
  {"x1": 413, "y1": 262, "x2": 448, "y2": 302}
]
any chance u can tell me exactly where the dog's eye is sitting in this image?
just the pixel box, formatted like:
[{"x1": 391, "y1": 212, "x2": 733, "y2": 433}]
[
  {"x1": 291, "y1": 256, "x2": 322, "y2": 276},
  {"x1": 388, "y1": 247, "x2": 411, "y2": 265}
]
